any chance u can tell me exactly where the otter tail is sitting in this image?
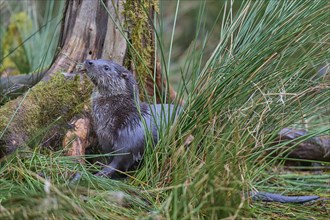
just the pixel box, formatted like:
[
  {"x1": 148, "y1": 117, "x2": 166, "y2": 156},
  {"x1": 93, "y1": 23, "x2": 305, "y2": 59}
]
[{"x1": 250, "y1": 191, "x2": 320, "y2": 203}]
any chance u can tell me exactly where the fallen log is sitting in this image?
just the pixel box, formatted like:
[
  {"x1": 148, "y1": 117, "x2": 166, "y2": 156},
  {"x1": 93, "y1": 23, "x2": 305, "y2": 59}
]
[{"x1": 273, "y1": 128, "x2": 330, "y2": 162}]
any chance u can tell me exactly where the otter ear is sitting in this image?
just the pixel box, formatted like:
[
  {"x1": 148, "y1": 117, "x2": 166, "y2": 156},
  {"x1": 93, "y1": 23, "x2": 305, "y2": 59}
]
[{"x1": 121, "y1": 72, "x2": 129, "y2": 79}]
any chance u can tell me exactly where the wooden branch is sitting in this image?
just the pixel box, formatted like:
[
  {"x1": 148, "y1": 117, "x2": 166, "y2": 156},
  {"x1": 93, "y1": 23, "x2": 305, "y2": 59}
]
[
  {"x1": 63, "y1": 114, "x2": 95, "y2": 163},
  {"x1": 273, "y1": 128, "x2": 330, "y2": 162},
  {"x1": 0, "y1": 72, "x2": 45, "y2": 99}
]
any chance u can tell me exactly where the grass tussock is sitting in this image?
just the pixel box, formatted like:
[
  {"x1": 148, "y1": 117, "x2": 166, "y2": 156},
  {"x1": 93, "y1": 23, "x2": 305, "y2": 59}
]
[{"x1": 0, "y1": 0, "x2": 329, "y2": 219}]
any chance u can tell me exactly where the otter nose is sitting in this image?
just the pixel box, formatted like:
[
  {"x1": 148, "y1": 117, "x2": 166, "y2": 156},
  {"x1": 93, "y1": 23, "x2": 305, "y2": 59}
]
[{"x1": 85, "y1": 60, "x2": 93, "y2": 66}]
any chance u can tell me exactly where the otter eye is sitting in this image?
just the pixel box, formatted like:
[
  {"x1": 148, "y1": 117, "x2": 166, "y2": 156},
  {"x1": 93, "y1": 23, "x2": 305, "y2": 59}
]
[{"x1": 104, "y1": 65, "x2": 110, "y2": 71}]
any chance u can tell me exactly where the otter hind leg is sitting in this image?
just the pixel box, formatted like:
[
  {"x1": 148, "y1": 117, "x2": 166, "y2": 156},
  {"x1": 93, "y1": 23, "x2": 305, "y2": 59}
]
[{"x1": 96, "y1": 154, "x2": 134, "y2": 178}]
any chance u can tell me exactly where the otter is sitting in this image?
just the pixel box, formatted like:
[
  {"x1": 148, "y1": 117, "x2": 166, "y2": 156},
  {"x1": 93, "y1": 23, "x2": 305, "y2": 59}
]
[
  {"x1": 83, "y1": 59, "x2": 319, "y2": 203},
  {"x1": 85, "y1": 59, "x2": 176, "y2": 177}
]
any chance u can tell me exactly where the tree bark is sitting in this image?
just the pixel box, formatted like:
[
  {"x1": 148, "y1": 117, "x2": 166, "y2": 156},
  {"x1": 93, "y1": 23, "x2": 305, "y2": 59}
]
[
  {"x1": 0, "y1": 0, "x2": 168, "y2": 157},
  {"x1": 0, "y1": 72, "x2": 44, "y2": 101}
]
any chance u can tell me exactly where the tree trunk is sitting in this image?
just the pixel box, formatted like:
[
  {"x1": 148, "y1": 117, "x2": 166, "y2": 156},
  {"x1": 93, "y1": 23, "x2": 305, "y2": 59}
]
[{"x1": 0, "y1": 0, "x2": 167, "y2": 157}]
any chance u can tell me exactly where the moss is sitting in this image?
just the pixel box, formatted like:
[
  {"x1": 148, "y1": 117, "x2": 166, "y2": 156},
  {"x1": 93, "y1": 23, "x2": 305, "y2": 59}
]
[
  {"x1": 0, "y1": 72, "x2": 93, "y2": 148},
  {"x1": 122, "y1": 0, "x2": 158, "y2": 90}
]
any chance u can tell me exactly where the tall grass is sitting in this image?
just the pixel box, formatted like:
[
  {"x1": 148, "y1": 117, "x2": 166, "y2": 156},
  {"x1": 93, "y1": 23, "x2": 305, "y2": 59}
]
[
  {"x1": 140, "y1": 0, "x2": 329, "y2": 218},
  {"x1": 0, "y1": 0, "x2": 64, "y2": 74},
  {"x1": 0, "y1": 0, "x2": 329, "y2": 219}
]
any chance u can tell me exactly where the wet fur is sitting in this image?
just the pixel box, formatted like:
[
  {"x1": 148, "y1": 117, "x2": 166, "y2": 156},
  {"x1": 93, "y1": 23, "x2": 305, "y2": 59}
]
[{"x1": 85, "y1": 59, "x2": 174, "y2": 177}]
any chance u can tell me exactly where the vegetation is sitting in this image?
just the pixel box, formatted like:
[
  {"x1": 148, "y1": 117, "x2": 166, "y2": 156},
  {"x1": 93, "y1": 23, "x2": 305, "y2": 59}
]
[
  {"x1": 0, "y1": 0, "x2": 329, "y2": 219},
  {"x1": 0, "y1": 0, "x2": 64, "y2": 75}
]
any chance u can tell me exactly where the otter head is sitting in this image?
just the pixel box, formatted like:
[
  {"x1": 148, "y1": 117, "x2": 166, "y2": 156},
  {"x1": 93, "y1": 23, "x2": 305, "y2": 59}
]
[{"x1": 85, "y1": 59, "x2": 139, "y2": 98}]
